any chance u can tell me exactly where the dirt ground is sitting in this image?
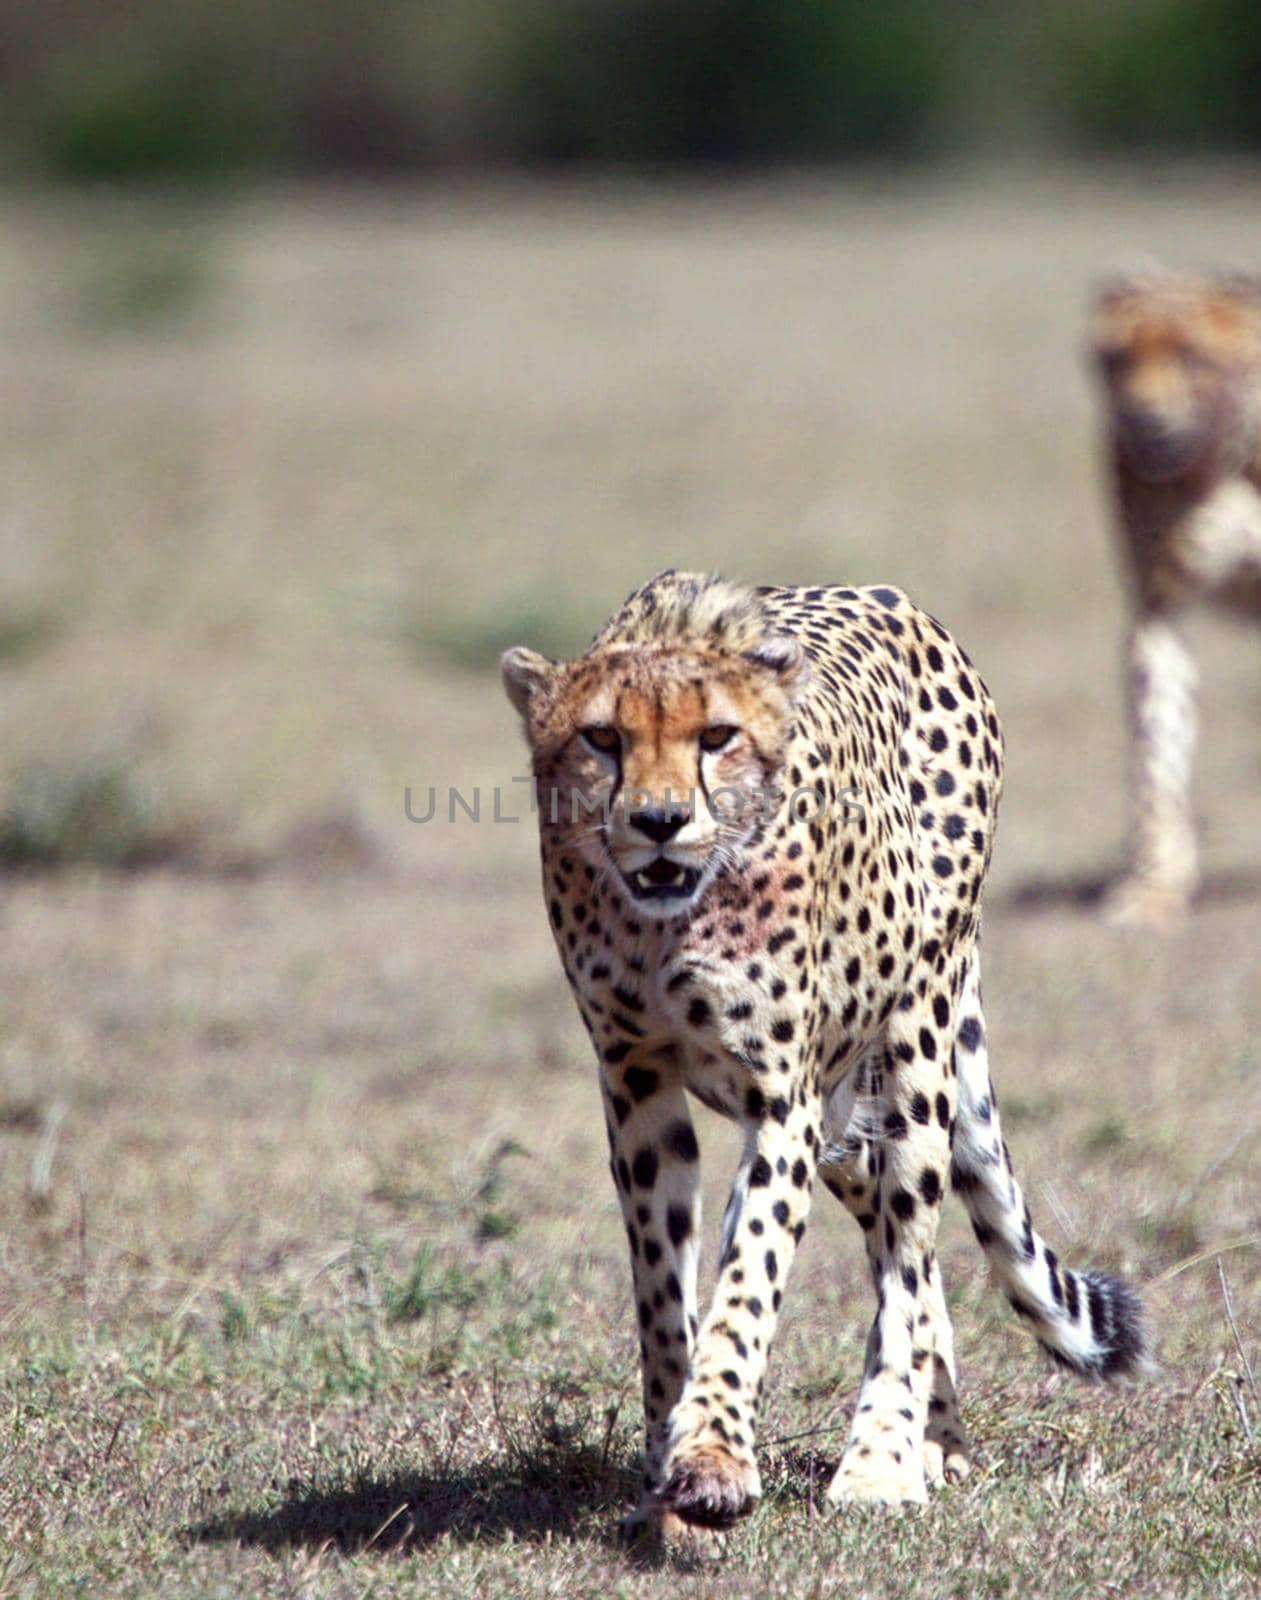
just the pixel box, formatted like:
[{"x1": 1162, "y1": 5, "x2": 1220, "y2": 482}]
[{"x1": 1, "y1": 171, "x2": 1258, "y2": 1597}]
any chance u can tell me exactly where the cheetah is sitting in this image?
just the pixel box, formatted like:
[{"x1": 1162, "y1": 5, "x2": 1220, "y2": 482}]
[
  {"x1": 1088, "y1": 269, "x2": 1261, "y2": 929},
  {"x1": 503, "y1": 569, "x2": 1146, "y2": 1536}
]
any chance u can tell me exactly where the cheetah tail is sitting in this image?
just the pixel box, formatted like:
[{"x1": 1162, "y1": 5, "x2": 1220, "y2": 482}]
[{"x1": 948, "y1": 972, "x2": 1151, "y2": 1380}]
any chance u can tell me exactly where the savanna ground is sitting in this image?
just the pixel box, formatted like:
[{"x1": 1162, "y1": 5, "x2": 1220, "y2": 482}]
[{"x1": 1, "y1": 171, "x2": 1259, "y2": 1598}]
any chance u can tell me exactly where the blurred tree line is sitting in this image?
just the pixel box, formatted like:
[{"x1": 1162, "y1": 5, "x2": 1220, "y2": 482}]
[{"x1": 3, "y1": 0, "x2": 1261, "y2": 180}]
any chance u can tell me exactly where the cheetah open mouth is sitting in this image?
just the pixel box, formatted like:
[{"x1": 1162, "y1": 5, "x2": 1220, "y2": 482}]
[{"x1": 623, "y1": 857, "x2": 702, "y2": 902}]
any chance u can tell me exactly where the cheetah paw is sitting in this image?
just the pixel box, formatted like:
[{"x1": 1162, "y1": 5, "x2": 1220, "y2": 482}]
[
  {"x1": 622, "y1": 1503, "x2": 727, "y2": 1563},
  {"x1": 1101, "y1": 876, "x2": 1191, "y2": 932},
  {"x1": 827, "y1": 1448, "x2": 928, "y2": 1510},
  {"x1": 923, "y1": 1436, "x2": 970, "y2": 1488},
  {"x1": 659, "y1": 1442, "x2": 761, "y2": 1529}
]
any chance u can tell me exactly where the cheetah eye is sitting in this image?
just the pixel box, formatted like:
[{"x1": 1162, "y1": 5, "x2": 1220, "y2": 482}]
[
  {"x1": 699, "y1": 725, "x2": 738, "y2": 752},
  {"x1": 581, "y1": 725, "x2": 621, "y2": 756}
]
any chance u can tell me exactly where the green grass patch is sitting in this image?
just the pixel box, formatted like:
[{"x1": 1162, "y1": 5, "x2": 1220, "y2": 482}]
[
  {"x1": 0, "y1": 605, "x2": 63, "y2": 665},
  {"x1": 73, "y1": 228, "x2": 215, "y2": 332},
  {"x1": 0, "y1": 756, "x2": 176, "y2": 869}
]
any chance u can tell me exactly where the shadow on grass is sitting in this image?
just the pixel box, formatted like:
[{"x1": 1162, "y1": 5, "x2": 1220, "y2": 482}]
[
  {"x1": 1000, "y1": 866, "x2": 1261, "y2": 915},
  {"x1": 188, "y1": 1451, "x2": 635, "y2": 1556},
  {"x1": 1000, "y1": 870, "x2": 1112, "y2": 913}
]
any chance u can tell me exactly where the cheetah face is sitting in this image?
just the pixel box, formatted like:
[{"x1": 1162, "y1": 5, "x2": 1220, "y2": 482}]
[
  {"x1": 503, "y1": 637, "x2": 806, "y2": 921},
  {"x1": 1089, "y1": 273, "x2": 1261, "y2": 482},
  {"x1": 595, "y1": 711, "x2": 731, "y2": 917}
]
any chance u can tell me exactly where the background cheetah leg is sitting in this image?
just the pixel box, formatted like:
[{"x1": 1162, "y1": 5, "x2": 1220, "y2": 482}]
[
  {"x1": 599, "y1": 1059, "x2": 702, "y2": 1528},
  {"x1": 1106, "y1": 610, "x2": 1198, "y2": 928}
]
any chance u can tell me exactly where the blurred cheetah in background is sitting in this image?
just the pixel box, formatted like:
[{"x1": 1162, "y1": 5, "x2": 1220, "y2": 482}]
[{"x1": 1089, "y1": 270, "x2": 1261, "y2": 928}]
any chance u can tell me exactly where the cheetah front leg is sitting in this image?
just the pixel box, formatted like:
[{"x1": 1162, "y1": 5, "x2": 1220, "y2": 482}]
[
  {"x1": 1105, "y1": 610, "x2": 1198, "y2": 929},
  {"x1": 599, "y1": 1053, "x2": 702, "y2": 1532},
  {"x1": 826, "y1": 982, "x2": 959, "y2": 1509},
  {"x1": 655, "y1": 1087, "x2": 820, "y2": 1531}
]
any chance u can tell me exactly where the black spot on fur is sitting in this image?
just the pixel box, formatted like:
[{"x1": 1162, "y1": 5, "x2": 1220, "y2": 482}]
[
  {"x1": 665, "y1": 1120, "x2": 700, "y2": 1162},
  {"x1": 666, "y1": 1206, "x2": 692, "y2": 1247},
  {"x1": 632, "y1": 1147, "x2": 658, "y2": 1189},
  {"x1": 958, "y1": 1016, "x2": 984, "y2": 1052},
  {"x1": 624, "y1": 1066, "x2": 659, "y2": 1102}
]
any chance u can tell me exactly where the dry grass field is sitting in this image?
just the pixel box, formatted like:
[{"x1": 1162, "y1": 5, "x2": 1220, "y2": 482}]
[{"x1": 1, "y1": 172, "x2": 1259, "y2": 1597}]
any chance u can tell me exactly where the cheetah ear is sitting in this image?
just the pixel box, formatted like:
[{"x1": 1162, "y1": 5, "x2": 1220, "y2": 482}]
[
  {"x1": 1092, "y1": 258, "x2": 1164, "y2": 306},
  {"x1": 1217, "y1": 270, "x2": 1261, "y2": 305},
  {"x1": 501, "y1": 647, "x2": 556, "y2": 719},
  {"x1": 743, "y1": 636, "x2": 809, "y2": 695}
]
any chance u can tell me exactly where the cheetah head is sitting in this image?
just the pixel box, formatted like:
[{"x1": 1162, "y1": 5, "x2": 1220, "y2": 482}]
[
  {"x1": 503, "y1": 635, "x2": 806, "y2": 920},
  {"x1": 1089, "y1": 270, "x2": 1261, "y2": 482}
]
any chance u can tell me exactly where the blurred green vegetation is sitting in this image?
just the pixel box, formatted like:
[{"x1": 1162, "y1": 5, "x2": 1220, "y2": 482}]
[
  {"x1": 0, "y1": 755, "x2": 175, "y2": 870},
  {"x1": 72, "y1": 227, "x2": 215, "y2": 330},
  {"x1": 0, "y1": 605, "x2": 62, "y2": 666},
  {"x1": 3, "y1": 0, "x2": 1261, "y2": 180},
  {"x1": 1050, "y1": 0, "x2": 1261, "y2": 151}
]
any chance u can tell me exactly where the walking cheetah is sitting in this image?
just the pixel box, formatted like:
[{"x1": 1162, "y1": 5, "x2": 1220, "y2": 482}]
[
  {"x1": 1089, "y1": 269, "x2": 1261, "y2": 928},
  {"x1": 503, "y1": 569, "x2": 1146, "y2": 1536}
]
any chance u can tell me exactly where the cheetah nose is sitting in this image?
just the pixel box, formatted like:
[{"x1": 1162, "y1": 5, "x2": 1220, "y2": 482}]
[{"x1": 630, "y1": 806, "x2": 689, "y2": 844}]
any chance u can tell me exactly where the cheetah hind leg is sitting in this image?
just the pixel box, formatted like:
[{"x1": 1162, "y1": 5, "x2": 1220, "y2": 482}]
[
  {"x1": 819, "y1": 1058, "x2": 968, "y2": 1495},
  {"x1": 920, "y1": 1265, "x2": 970, "y2": 1487}
]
